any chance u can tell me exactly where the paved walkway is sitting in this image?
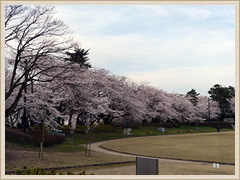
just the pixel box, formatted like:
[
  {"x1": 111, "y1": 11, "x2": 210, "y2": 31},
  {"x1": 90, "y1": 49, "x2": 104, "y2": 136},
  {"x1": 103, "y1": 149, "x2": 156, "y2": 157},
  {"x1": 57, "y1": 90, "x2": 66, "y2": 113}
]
[
  {"x1": 90, "y1": 131, "x2": 235, "y2": 165},
  {"x1": 90, "y1": 137, "x2": 207, "y2": 164}
]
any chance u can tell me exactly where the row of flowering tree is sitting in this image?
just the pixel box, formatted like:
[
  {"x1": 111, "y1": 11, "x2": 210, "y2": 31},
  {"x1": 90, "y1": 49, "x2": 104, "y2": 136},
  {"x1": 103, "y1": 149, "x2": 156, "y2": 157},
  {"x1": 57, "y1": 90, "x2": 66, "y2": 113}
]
[
  {"x1": 5, "y1": 5, "x2": 234, "y2": 133},
  {"x1": 6, "y1": 60, "x2": 223, "y2": 131}
]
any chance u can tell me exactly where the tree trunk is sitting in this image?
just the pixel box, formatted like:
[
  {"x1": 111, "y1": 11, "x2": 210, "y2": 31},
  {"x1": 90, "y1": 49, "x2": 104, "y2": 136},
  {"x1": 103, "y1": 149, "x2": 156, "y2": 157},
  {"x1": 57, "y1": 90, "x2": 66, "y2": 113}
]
[
  {"x1": 68, "y1": 113, "x2": 73, "y2": 126},
  {"x1": 21, "y1": 108, "x2": 28, "y2": 133},
  {"x1": 22, "y1": 66, "x2": 29, "y2": 133}
]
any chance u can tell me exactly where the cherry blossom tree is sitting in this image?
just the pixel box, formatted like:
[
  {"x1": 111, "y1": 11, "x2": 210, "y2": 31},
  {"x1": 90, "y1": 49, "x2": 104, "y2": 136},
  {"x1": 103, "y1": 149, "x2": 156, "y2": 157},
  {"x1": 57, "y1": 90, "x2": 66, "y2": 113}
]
[
  {"x1": 166, "y1": 93, "x2": 196, "y2": 122},
  {"x1": 195, "y1": 96, "x2": 220, "y2": 121},
  {"x1": 5, "y1": 5, "x2": 76, "y2": 124},
  {"x1": 136, "y1": 85, "x2": 172, "y2": 123}
]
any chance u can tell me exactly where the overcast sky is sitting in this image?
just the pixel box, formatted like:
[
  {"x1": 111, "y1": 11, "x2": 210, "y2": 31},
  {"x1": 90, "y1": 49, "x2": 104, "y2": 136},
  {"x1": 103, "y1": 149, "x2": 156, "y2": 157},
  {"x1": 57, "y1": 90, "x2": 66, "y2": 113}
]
[{"x1": 55, "y1": 5, "x2": 235, "y2": 96}]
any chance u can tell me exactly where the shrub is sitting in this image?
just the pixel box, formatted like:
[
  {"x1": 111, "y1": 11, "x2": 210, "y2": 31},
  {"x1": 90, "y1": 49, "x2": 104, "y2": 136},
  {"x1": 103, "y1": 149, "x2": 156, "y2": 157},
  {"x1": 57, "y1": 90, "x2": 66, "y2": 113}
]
[
  {"x1": 12, "y1": 166, "x2": 92, "y2": 175},
  {"x1": 74, "y1": 125, "x2": 87, "y2": 133},
  {"x1": 14, "y1": 166, "x2": 55, "y2": 175},
  {"x1": 16, "y1": 122, "x2": 23, "y2": 129},
  {"x1": 5, "y1": 127, "x2": 33, "y2": 144},
  {"x1": 95, "y1": 124, "x2": 114, "y2": 132},
  {"x1": 31, "y1": 134, "x2": 65, "y2": 147},
  {"x1": 58, "y1": 125, "x2": 71, "y2": 134},
  {"x1": 160, "y1": 122, "x2": 180, "y2": 128},
  {"x1": 112, "y1": 119, "x2": 140, "y2": 128},
  {"x1": 6, "y1": 126, "x2": 65, "y2": 147},
  {"x1": 200, "y1": 121, "x2": 232, "y2": 129}
]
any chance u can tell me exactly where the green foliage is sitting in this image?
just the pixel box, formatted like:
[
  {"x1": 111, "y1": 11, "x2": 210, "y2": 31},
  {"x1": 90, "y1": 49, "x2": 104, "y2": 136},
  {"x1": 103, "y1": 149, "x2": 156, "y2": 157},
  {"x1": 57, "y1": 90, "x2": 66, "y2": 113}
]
[
  {"x1": 66, "y1": 171, "x2": 75, "y2": 175},
  {"x1": 74, "y1": 125, "x2": 87, "y2": 133},
  {"x1": 28, "y1": 126, "x2": 65, "y2": 147},
  {"x1": 160, "y1": 122, "x2": 180, "y2": 128},
  {"x1": 186, "y1": 89, "x2": 200, "y2": 106},
  {"x1": 78, "y1": 171, "x2": 86, "y2": 175},
  {"x1": 208, "y1": 84, "x2": 235, "y2": 118},
  {"x1": 30, "y1": 125, "x2": 49, "y2": 134},
  {"x1": 13, "y1": 166, "x2": 91, "y2": 175},
  {"x1": 17, "y1": 122, "x2": 23, "y2": 129},
  {"x1": 65, "y1": 48, "x2": 91, "y2": 68},
  {"x1": 59, "y1": 125, "x2": 71, "y2": 134},
  {"x1": 6, "y1": 127, "x2": 65, "y2": 147},
  {"x1": 60, "y1": 124, "x2": 114, "y2": 134},
  {"x1": 95, "y1": 124, "x2": 114, "y2": 132},
  {"x1": 5, "y1": 127, "x2": 33, "y2": 145},
  {"x1": 201, "y1": 121, "x2": 233, "y2": 129}
]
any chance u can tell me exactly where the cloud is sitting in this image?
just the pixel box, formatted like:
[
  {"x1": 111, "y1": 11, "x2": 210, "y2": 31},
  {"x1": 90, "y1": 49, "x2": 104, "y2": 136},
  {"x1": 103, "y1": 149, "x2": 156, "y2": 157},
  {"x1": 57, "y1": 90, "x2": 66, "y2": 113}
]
[
  {"x1": 124, "y1": 64, "x2": 235, "y2": 96},
  {"x1": 74, "y1": 25, "x2": 234, "y2": 72},
  {"x1": 54, "y1": 5, "x2": 235, "y2": 95}
]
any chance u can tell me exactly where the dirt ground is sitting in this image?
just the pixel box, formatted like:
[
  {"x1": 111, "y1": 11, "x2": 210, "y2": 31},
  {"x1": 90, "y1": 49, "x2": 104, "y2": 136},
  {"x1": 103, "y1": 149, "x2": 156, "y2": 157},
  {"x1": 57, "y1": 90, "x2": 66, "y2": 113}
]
[{"x1": 5, "y1": 141, "x2": 134, "y2": 171}]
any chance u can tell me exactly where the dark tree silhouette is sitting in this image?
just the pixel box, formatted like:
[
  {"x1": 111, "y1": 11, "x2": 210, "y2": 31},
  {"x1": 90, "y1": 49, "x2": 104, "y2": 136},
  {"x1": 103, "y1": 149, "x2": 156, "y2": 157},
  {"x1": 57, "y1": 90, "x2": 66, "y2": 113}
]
[
  {"x1": 65, "y1": 48, "x2": 91, "y2": 69},
  {"x1": 186, "y1": 89, "x2": 200, "y2": 106},
  {"x1": 208, "y1": 84, "x2": 235, "y2": 119}
]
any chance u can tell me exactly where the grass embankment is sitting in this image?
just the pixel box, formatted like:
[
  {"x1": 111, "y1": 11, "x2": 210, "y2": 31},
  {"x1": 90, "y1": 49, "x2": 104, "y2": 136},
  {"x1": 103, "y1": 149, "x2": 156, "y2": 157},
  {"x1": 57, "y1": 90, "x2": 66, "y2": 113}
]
[{"x1": 102, "y1": 131, "x2": 235, "y2": 164}]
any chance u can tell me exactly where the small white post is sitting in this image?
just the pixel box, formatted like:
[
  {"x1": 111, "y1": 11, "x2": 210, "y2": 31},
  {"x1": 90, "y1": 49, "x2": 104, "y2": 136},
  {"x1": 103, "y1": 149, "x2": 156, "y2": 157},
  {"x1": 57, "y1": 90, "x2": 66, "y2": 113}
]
[{"x1": 213, "y1": 163, "x2": 220, "y2": 175}]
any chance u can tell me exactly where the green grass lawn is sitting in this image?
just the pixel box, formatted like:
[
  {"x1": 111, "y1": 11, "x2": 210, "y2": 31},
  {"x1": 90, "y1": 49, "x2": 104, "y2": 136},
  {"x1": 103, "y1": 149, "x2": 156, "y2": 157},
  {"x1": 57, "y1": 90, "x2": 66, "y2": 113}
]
[
  {"x1": 11, "y1": 125, "x2": 233, "y2": 153},
  {"x1": 52, "y1": 125, "x2": 233, "y2": 152},
  {"x1": 5, "y1": 125, "x2": 235, "y2": 174},
  {"x1": 102, "y1": 131, "x2": 235, "y2": 164}
]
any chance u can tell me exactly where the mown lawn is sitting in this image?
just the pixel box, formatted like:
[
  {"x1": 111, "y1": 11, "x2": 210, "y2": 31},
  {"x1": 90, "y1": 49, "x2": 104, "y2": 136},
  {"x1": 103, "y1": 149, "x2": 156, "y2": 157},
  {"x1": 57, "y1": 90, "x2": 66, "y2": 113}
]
[
  {"x1": 11, "y1": 125, "x2": 233, "y2": 153},
  {"x1": 49, "y1": 125, "x2": 233, "y2": 152},
  {"x1": 102, "y1": 131, "x2": 235, "y2": 164}
]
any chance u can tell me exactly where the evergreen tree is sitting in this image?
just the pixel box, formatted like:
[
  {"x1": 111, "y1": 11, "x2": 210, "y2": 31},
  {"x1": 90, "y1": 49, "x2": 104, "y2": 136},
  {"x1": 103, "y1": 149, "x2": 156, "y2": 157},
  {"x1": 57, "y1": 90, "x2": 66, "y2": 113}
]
[
  {"x1": 65, "y1": 48, "x2": 91, "y2": 68},
  {"x1": 186, "y1": 89, "x2": 200, "y2": 106}
]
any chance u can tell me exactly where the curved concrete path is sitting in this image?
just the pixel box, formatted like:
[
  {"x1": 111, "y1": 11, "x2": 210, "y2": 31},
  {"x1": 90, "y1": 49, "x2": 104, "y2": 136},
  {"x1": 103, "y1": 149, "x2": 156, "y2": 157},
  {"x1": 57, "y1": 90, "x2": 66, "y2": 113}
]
[
  {"x1": 90, "y1": 138, "x2": 206, "y2": 164},
  {"x1": 89, "y1": 131, "x2": 235, "y2": 165}
]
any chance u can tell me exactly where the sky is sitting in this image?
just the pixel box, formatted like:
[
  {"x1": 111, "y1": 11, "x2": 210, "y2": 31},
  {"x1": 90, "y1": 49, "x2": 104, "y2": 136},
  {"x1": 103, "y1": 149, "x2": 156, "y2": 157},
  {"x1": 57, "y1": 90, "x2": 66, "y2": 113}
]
[{"x1": 55, "y1": 5, "x2": 235, "y2": 96}]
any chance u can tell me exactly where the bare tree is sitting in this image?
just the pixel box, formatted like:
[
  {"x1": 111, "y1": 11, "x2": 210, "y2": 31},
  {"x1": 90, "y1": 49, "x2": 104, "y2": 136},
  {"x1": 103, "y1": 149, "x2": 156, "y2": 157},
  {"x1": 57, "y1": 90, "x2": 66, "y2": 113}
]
[{"x1": 5, "y1": 5, "x2": 77, "y2": 131}]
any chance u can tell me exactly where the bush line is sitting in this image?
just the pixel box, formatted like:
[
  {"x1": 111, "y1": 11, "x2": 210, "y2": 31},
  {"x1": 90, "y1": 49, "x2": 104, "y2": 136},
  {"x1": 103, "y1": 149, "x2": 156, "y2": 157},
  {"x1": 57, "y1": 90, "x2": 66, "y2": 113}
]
[{"x1": 5, "y1": 161, "x2": 136, "y2": 175}]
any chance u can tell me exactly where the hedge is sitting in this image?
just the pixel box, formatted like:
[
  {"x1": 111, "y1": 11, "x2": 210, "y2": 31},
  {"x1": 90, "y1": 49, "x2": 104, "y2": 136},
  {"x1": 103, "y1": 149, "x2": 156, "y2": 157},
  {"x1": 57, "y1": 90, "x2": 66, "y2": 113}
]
[
  {"x1": 6, "y1": 127, "x2": 65, "y2": 147},
  {"x1": 200, "y1": 121, "x2": 233, "y2": 129},
  {"x1": 160, "y1": 122, "x2": 180, "y2": 128},
  {"x1": 9, "y1": 166, "x2": 91, "y2": 175},
  {"x1": 95, "y1": 124, "x2": 114, "y2": 132},
  {"x1": 6, "y1": 127, "x2": 33, "y2": 144}
]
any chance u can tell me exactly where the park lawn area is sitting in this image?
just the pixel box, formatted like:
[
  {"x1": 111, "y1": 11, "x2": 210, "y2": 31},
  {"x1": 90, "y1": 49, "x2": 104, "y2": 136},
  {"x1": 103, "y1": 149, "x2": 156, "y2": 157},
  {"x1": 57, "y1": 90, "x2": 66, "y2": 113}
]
[
  {"x1": 7, "y1": 125, "x2": 233, "y2": 153},
  {"x1": 102, "y1": 131, "x2": 235, "y2": 164},
  {"x1": 53, "y1": 125, "x2": 234, "y2": 152},
  {"x1": 8, "y1": 125, "x2": 233, "y2": 154}
]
